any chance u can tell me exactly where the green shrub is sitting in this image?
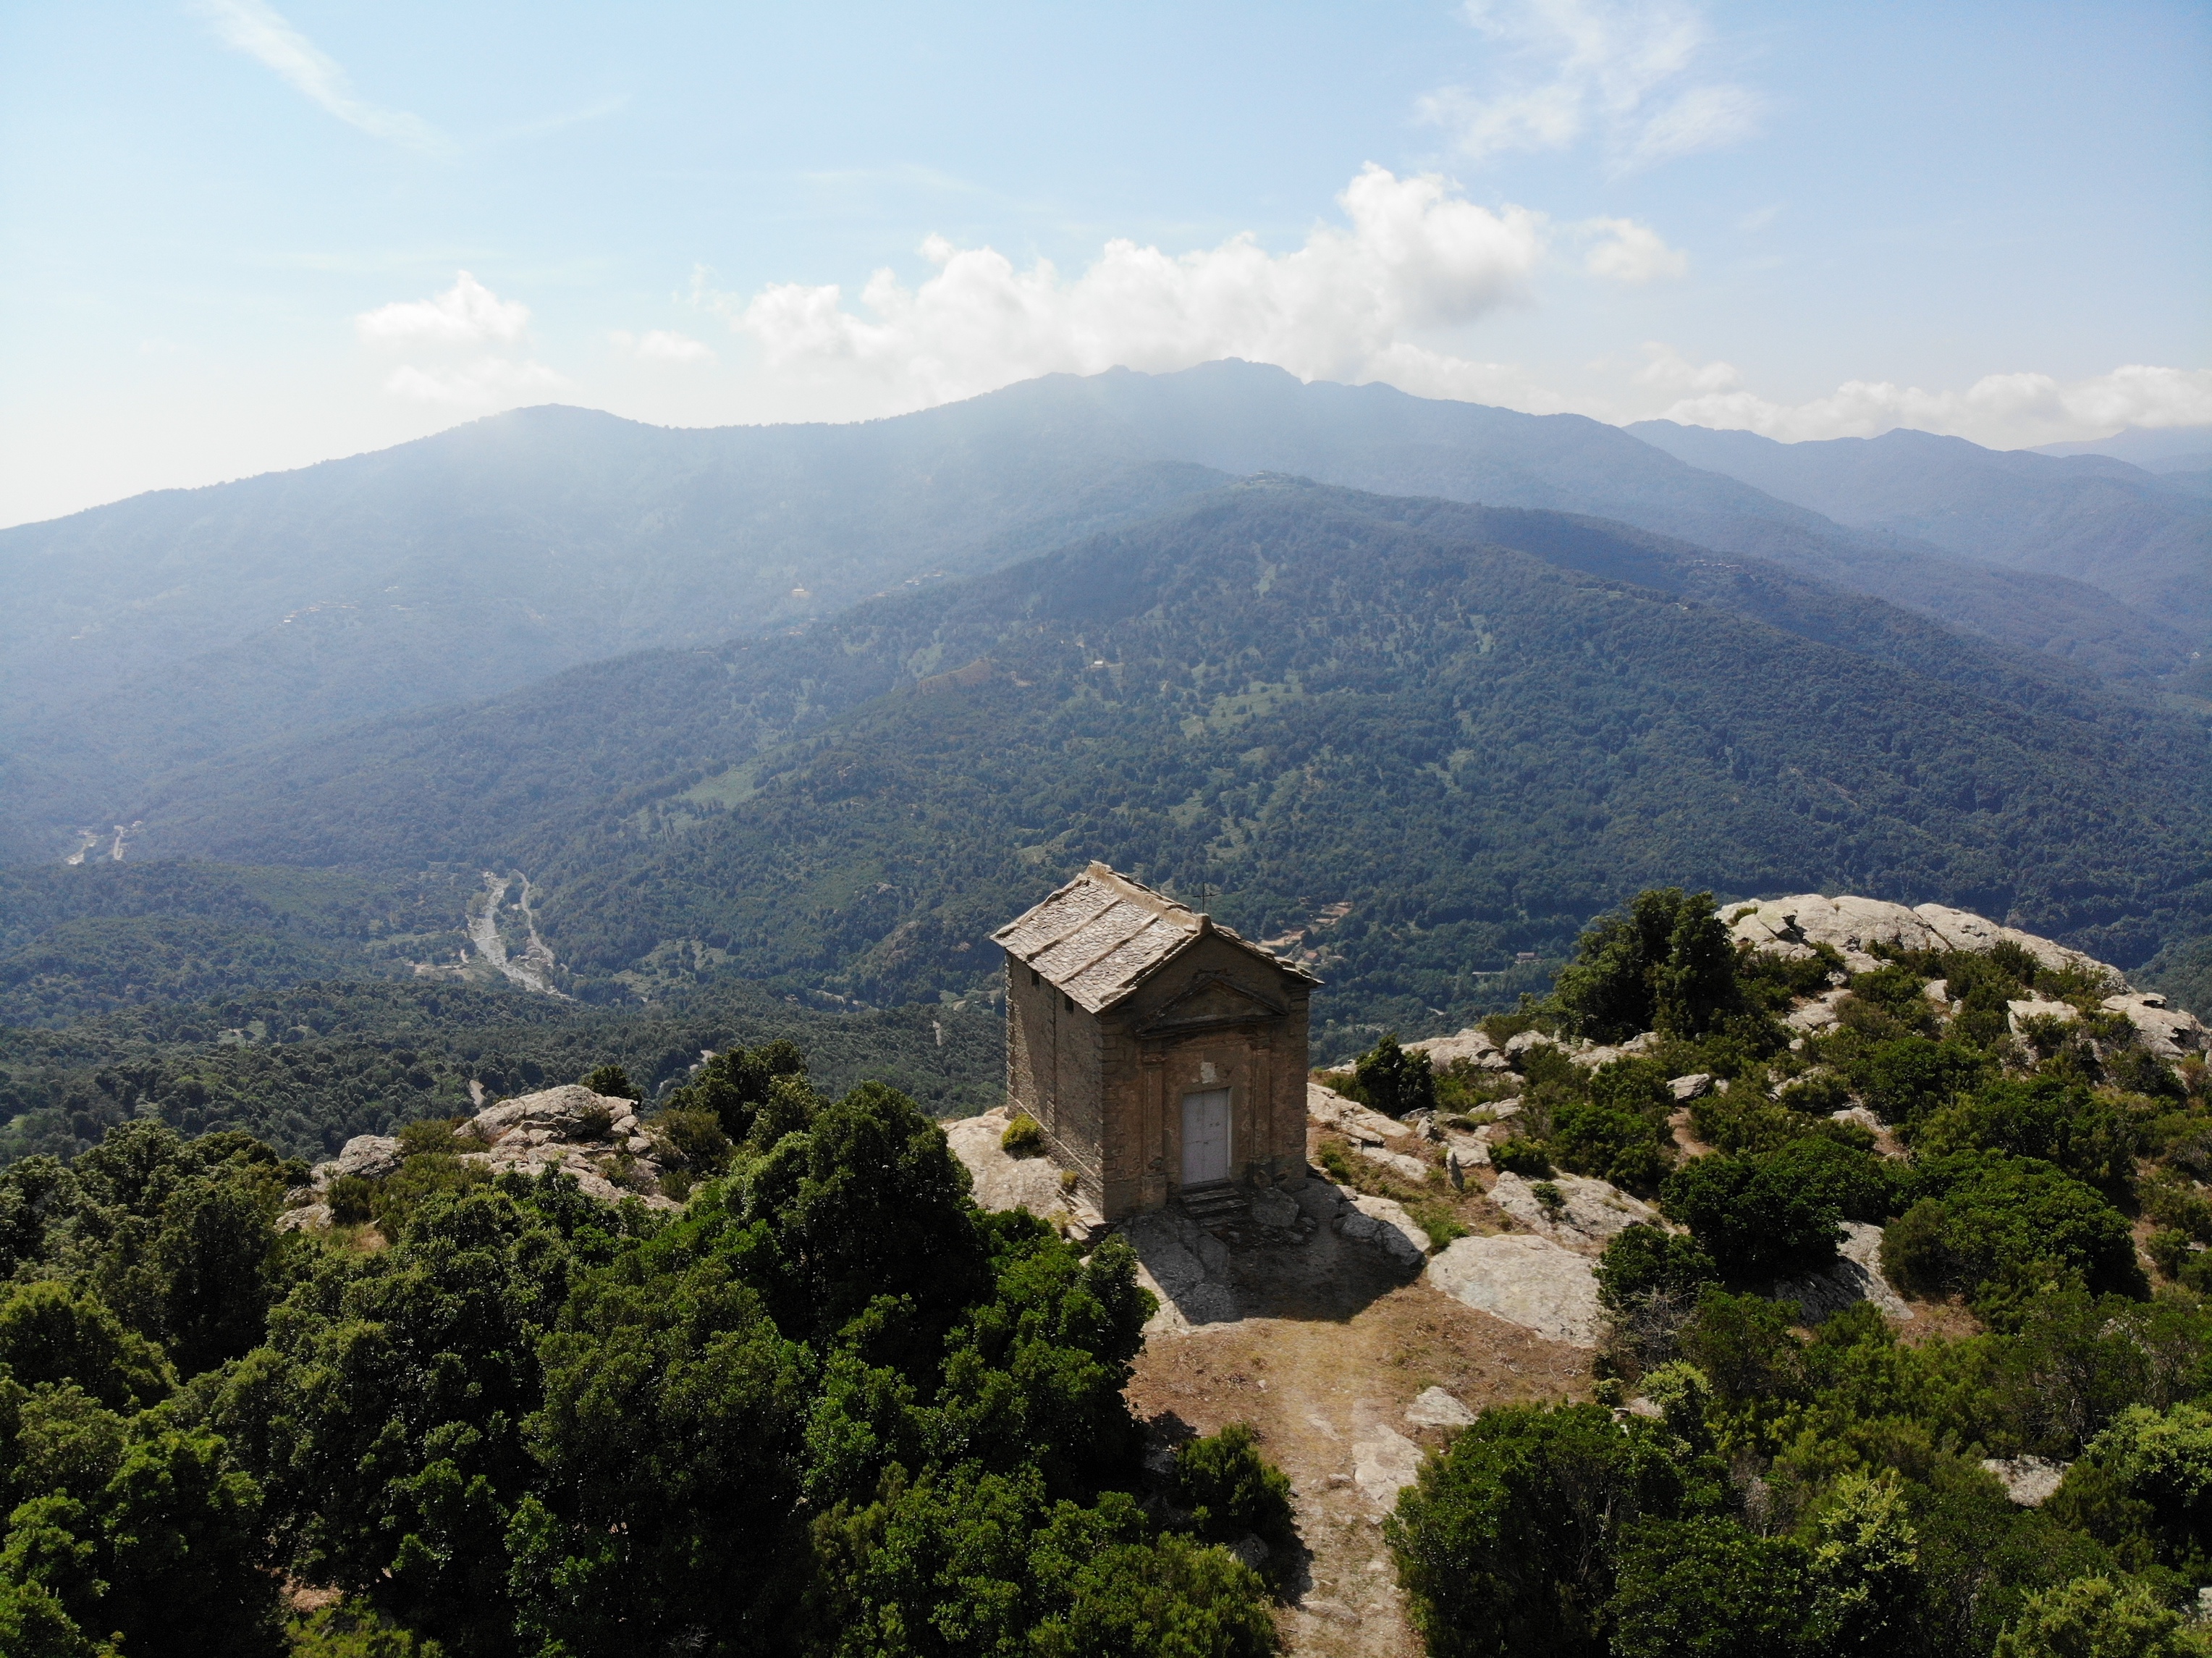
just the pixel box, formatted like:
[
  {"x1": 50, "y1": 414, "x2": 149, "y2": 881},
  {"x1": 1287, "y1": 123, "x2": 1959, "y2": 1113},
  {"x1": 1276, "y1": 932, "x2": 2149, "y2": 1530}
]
[
  {"x1": 1992, "y1": 1574, "x2": 2210, "y2": 1658},
  {"x1": 1407, "y1": 1200, "x2": 1469, "y2": 1251},
  {"x1": 326, "y1": 1173, "x2": 377, "y2": 1225},
  {"x1": 1776, "y1": 1071, "x2": 1851, "y2": 1114},
  {"x1": 651, "y1": 1107, "x2": 733, "y2": 1175},
  {"x1": 1595, "y1": 1224, "x2": 1718, "y2": 1314},
  {"x1": 581, "y1": 1063, "x2": 641, "y2": 1102},
  {"x1": 1880, "y1": 1152, "x2": 2144, "y2": 1303},
  {"x1": 1689, "y1": 1092, "x2": 1803, "y2": 1156},
  {"x1": 1491, "y1": 1137, "x2": 1553, "y2": 1177},
  {"x1": 1173, "y1": 1423, "x2": 1296, "y2": 1557},
  {"x1": 1854, "y1": 1037, "x2": 1992, "y2": 1125},
  {"x1": 396, "y1": 1117, "x2": 470, "y2": 1157},
  {"x1": 1552, "y1": 1098, "x2": 1670, "y2": 1188},
  {"x1": 1354, "y1": 1033, "x2": 1438, "y2": 1119},
  {"x1": 1002, "y1": 1111, "x2": 1045, "y2": 1154},
  {"x1": 1605, "y1": 1517, "x2": 1818, "y2": 1657},
  {"x1": 1531, "y1": 1180, "x2": 1567, "y2": 1218},
  {"x1": 1913, "y1": 1077, "x2": 2137, "y2": 1195},
  {"x1": 1660, "y1": 1153, "x2": 1843, "y2": 1282},
  {"x1": 1387, "y1": 1402, "x2": 1695, "y2": 1654},
  {"x1": 1760, "y1": 1135, "x2": 1897, "y2": 1224},
  {"x1": 1553, "y1": 889, "x2": 1739, "y2": 1041}
]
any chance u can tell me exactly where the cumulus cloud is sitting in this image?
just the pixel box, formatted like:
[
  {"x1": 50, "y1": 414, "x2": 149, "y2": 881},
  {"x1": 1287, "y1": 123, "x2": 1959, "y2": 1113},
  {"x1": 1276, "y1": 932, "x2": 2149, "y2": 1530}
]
[
  {"x1": 1421, "y1": 0, "x2": 1761, "y2": 171},
  {"x1": 1582, "y1": 217, "x2": 1687, "y2": 282},
  {"x1": 192, "y1": 0, "x2": 444, "y2": 153},
  {"x1": 709, "y1": 164, "x2": 1545, "y2": 410},
  {"x1": 610, "y1": 329, "x2": 717, "y2": 365},
  {"x1": 1637, "y1": 343, "x2": 2212, "y2": 447},
  {"x1": 356, "y1": 273, "x2": 562, "y2": 406},
  {"x1": 356, "y1": 272, "x2": 531, "y2": 349}
]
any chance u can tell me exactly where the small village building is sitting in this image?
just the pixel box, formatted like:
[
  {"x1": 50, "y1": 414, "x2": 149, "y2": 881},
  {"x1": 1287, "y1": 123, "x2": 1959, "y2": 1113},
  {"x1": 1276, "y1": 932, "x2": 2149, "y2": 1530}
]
[{"x1": 992, "y1": 863, "x2": 1321, "y2": 1220}]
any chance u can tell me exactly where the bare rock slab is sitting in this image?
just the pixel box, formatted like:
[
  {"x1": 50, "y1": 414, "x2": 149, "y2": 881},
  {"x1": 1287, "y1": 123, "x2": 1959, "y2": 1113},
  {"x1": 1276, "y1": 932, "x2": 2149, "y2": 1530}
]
[
  {"x1": 1405, "y1": 1386, "x2": 1477, "y2": 1429},
  {"x1": 1340, "y1": 1192, "x2": 1429, "y2": 1268},
  {"x1": 1425, "y1": 1233, "x2": 1604, "y2": 1347},
  {"x1": 1352, "y1": 1424, "x2": 1424, "y2": 1506},
  {"x1": 1489, "y1": 1171, "x2": 1658, "y2": 1251},
  {"x1": 1770, "y1": 1221, "x2": 1913, "y2": 1321}
]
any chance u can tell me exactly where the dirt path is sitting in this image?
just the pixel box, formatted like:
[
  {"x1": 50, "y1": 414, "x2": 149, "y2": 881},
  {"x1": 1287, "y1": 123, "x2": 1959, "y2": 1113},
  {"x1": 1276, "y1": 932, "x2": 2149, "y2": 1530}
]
[{"x1": 1124, "y1": 1221, "x2": 1592, "y2": 1655}]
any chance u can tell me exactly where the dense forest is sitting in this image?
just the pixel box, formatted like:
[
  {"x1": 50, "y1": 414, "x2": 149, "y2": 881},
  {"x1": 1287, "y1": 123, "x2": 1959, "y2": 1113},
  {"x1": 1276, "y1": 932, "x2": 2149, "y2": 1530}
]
[
  {"x1": 120, "y1": 481, "x2": 2207, "y2": 1040},
  {"x1": 0, "y1": 976, "x2": 1002, "y2": 1168},
  {"x1": 0, "y1": 1054, "x2": 1292, "y2": 1656}
]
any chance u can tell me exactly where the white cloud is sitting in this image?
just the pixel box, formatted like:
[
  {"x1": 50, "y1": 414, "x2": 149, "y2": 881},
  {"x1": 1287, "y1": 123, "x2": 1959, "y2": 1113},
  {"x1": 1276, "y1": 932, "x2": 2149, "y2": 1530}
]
[
  {"x1": 357, "y1": 272, "x2": 531, "y2": 349},
  {"x1": 610, "y1": 329, "x2": 717, "y2": 365},
  {"x1": 709, "y1": 165, "x2": 1545, "y2": 411},
  {"x1": 356, "y1": 274, "x2": 562, "y2": 407},
  {"x1": 1637, "y1": 344, "x2": 2212, "y2": 446},
  {"x1": 191, "y1": 0, "x2": 444, "y2": 153},
  {"x1": 1422, "y1": 0, "x2": 1762, "y2": 171},
  {"x1": 1582, "y1": 217, "x2": 1687, "y2": 282}
]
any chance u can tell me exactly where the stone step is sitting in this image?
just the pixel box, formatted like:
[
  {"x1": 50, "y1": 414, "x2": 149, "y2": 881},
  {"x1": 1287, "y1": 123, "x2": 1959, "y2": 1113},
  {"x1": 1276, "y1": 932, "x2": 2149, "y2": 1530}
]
[{"x1": 1178, "y1": 1181, "x2": 1250, "y2": 1230}]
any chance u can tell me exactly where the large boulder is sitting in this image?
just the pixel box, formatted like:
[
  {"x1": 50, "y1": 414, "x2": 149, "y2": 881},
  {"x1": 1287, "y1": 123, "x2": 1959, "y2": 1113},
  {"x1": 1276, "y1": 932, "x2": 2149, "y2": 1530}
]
[
  {"x1": 1403, "y1": 1028, "x2": 1511, "y2": 1071},
  {"x1": 472, "y1": 1084, "x2": 636, "y2": 1145},
  {"x1": 1424, "y1": 1233, "x2": 1603, "y2": 1347},
  {"x1": 2101, "y1": 993, "x2": 2211, "y2": 1061},
  {"x1": 308, "y1": 1135, "x2": 402, "y2": 1188},
  {"x1": 1339, "y1": 1193, "x2": 1430, "y2": 1268},
  {"x1": 943, "y1": 1107, "x2": 1106, "y2": 1237}
]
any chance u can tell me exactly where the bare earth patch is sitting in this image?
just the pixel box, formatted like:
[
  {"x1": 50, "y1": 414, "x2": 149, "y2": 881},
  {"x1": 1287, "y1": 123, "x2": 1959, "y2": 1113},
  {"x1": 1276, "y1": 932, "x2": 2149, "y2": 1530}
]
[{"x1": 1124, "y1": 1229, "x2": 1592, "y2": 1657}]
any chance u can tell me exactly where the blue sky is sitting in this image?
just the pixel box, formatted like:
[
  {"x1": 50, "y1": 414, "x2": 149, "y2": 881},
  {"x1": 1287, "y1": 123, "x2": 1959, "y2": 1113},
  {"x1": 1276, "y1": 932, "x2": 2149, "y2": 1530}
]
[{"x1": 1, "y1": 0, "x2": 2207, "y2": 526}]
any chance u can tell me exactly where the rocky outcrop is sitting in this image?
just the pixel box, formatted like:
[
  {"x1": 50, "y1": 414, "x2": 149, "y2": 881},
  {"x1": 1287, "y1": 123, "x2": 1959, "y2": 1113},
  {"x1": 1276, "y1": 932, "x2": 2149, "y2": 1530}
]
[
  {"x1": 1488, "y1": 1171, "x2": 1658, "y2": 1253},
  {"x1": 1340, "y1": 1193, "x2": 1430, "y2": 1268},
  {"x1": 1403, "y1": 1028, "x2": 1511, "y2": 1070},
  {"x1": 943, "y1": 1106, "x2": 1107, "y2": 1239},
  {"x1": 1424, "y1": 1234, "x2": 1604, "y2": 1347},
  {"x1": 306, "y1": 1134, "x2": 402, "y2": 1188},
  {"x1": 2101, "y1": 993, "x2": 2211, "y2": 1061},
  {"x1": 287, "y1": 1085, "x2": 682, "y2": 1228},
  {"x1": 1770, "y1": 1221, "x2": 1914, "y2": 1321},
  {"x1": 1981, "y1": 1457, "x2": 2068, "y2": 1507},
  {"x1": 1729, "y1": 894, "x2": 2111, "y2": 978},
  {"x1": 1352, "y1": 1425, "x2": 1424, "y2": 1505}
]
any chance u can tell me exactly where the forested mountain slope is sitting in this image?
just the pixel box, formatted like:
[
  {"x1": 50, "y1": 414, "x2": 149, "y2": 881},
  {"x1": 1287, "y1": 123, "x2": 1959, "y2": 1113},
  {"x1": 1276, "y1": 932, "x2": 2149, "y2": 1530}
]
[
  {"x1": 111, "y1": 481, "x2": 2212, "y2": 1054},
  {"x1": 4, "y1": 365, "x2": 2184, "y2": 859},
  {"x1": 1629, "y1": 419, "x2": 2212, "y2": 643}
]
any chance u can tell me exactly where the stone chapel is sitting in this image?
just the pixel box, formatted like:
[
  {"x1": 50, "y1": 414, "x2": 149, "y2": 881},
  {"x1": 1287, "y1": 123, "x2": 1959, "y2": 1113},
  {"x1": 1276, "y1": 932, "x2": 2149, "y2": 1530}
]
[{"x1": 992, "y1": 862, "x2": 1320, "y2": 1220}]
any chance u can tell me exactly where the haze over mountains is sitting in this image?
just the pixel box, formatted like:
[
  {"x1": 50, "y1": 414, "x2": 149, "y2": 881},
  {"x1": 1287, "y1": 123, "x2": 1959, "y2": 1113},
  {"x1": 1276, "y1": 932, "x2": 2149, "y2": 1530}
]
[
  {"x1": 4, "y1": 363, "x2": 2201, "y2": 862},
  {"x1": 2, "y1": 361, "x2": 2208, "y2": 1150},
  {"x1": 1629, "y1": 418, "x2": 2212, "y2": 638}
]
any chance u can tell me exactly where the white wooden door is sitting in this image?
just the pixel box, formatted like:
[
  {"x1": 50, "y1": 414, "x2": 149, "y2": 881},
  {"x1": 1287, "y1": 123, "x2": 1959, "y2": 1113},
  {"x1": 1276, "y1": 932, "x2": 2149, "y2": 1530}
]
[{"x1": 1181, "y1": 1088, "x2": 1231, "y2": 1186}]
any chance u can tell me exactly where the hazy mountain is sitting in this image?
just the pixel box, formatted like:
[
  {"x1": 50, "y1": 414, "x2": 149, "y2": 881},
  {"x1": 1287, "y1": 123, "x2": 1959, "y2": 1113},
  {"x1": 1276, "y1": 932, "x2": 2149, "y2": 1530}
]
[
  {"x1": 97, "y1": 482, "x2": 2210, "y2": 1051},
  {"x1": 1627, "y1": 420, "x2": 2212, "y2": 643},
  {"x1": 6, "y1": 363, "x2": 2188, "y2": 859},
  {"x1": 2032, "y1": 424, "x2": 2212, "y2": 468}
]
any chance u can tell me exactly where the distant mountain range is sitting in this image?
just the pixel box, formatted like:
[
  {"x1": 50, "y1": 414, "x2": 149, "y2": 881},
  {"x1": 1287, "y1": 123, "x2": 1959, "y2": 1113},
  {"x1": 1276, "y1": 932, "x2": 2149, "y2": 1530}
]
[
  {"x1": 5, "y1": 363, "x2": 2200, "y2": 862},
  {"x1": 1627, "y1": 419, "x2": 2211, "y2": 640}
]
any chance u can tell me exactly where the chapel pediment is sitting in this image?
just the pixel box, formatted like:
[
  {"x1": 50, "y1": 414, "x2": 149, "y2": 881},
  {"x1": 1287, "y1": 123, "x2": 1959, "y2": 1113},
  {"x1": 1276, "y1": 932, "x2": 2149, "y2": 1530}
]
[{"x1": 1136, "y1": 972, "x2": 1287, "y2": 1035}]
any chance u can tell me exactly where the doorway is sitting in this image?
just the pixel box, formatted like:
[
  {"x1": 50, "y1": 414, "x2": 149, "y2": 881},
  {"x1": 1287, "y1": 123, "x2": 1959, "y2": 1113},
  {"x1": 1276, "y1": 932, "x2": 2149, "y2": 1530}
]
[{"x1": 1181, "y1": 1087, "x2": 1231, "y2": 1186}]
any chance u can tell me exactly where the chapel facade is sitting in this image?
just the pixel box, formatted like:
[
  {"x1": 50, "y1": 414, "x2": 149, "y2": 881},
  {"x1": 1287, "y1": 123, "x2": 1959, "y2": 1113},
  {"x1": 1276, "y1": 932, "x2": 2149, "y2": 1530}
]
[{"x1": 992, "y1": 863, "x2": 1320, "y2": 1221}]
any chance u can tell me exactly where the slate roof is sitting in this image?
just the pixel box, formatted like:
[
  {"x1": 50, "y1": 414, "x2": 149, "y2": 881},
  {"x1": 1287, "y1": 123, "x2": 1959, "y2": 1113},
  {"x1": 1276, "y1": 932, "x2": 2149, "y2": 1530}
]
[{"x1": 992, "y1": 862, "x2": 1321, "y2": 1014}]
